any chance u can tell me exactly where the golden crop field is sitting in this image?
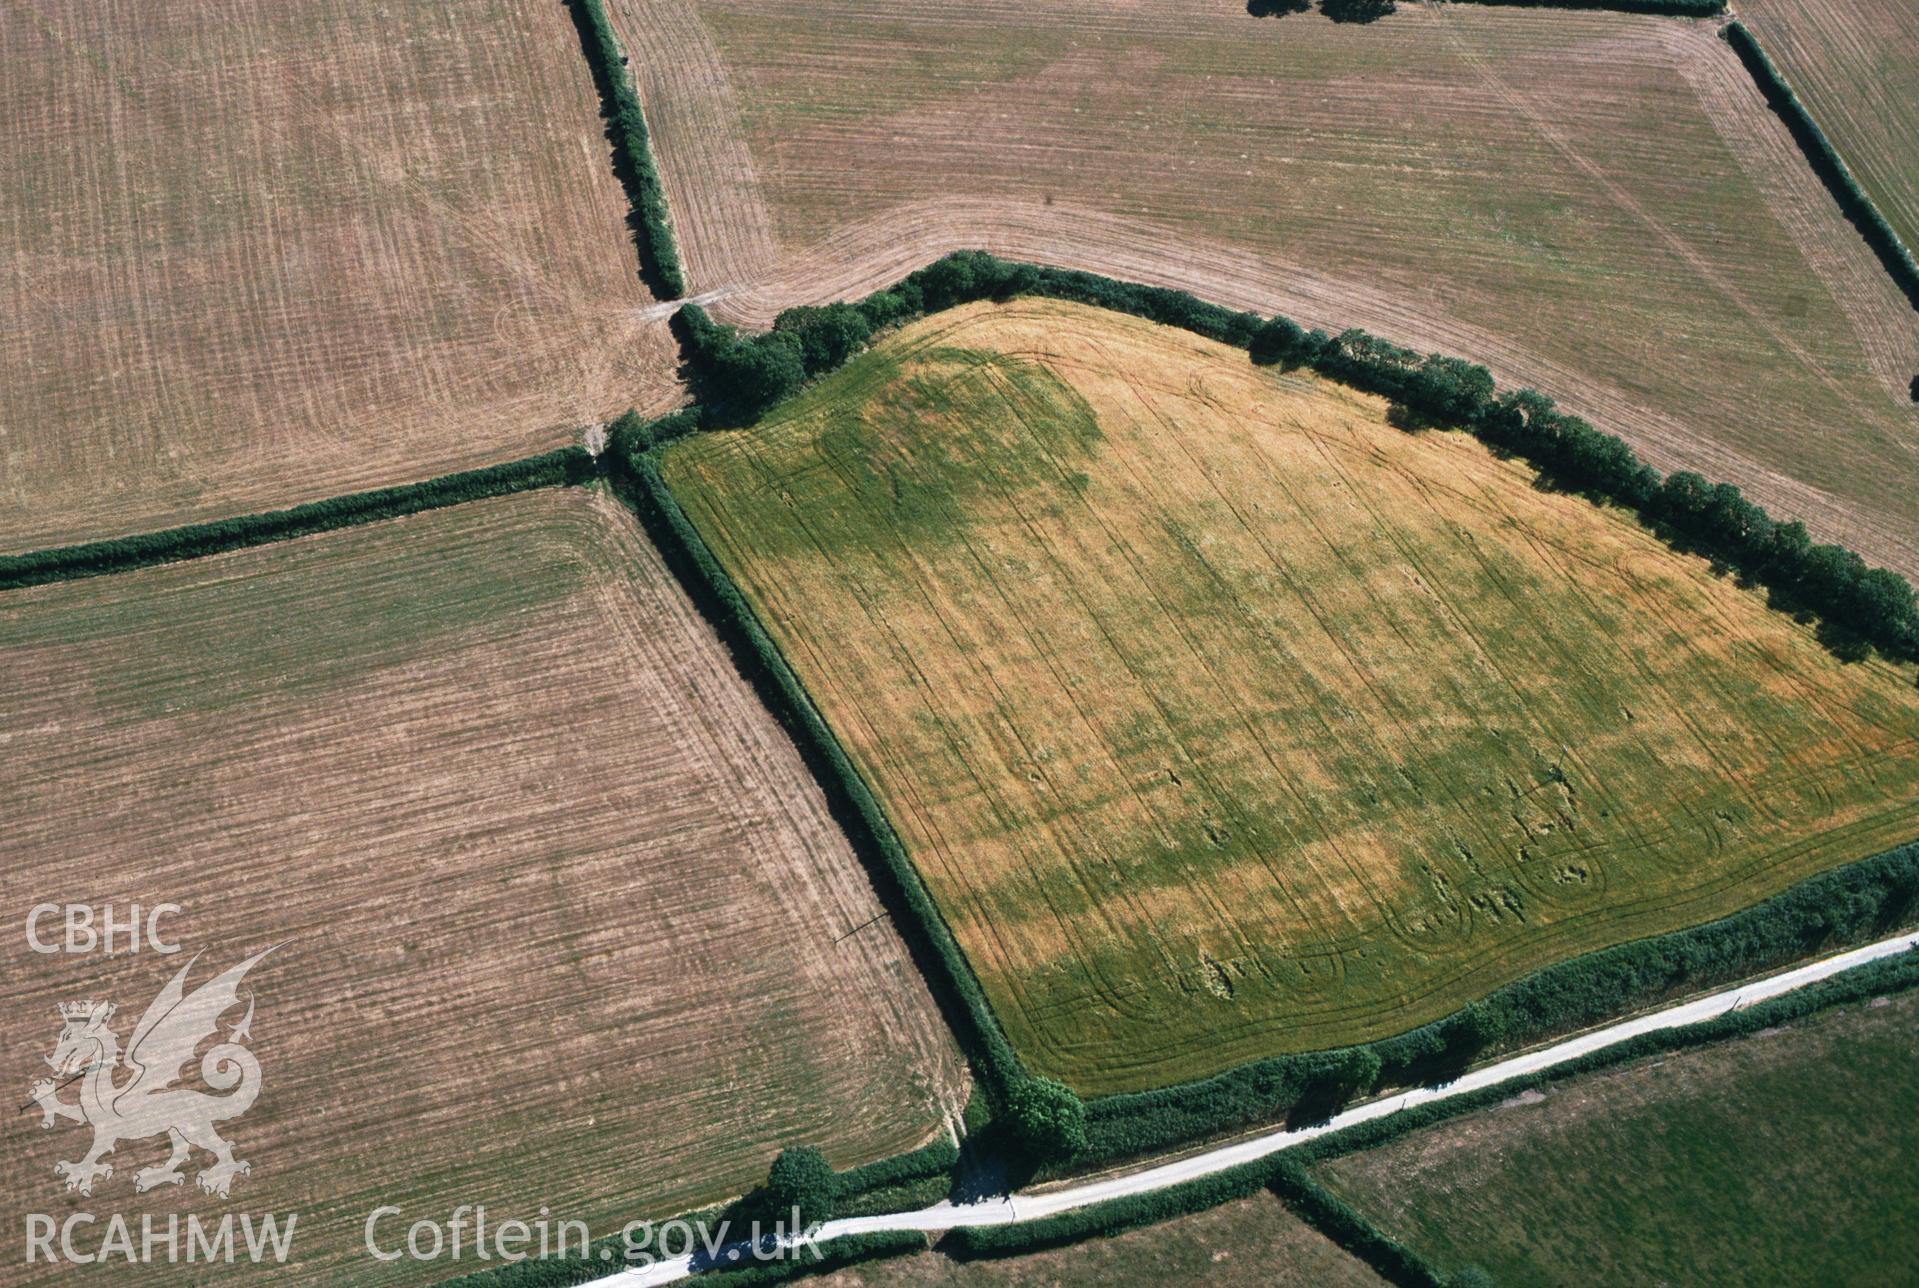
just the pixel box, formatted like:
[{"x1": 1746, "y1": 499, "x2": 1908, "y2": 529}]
[
  {"x1": 663, "y1": 299, "x2": 1919, "y2": 1095},
  {"x1": 0, "y1": 0, "x2": 681, "y2": 553},
  {"x1": 1741, "y1": 0, "x2": 1919, "y2": 262},
  {"x1": 0, "y1": 488, "x2": 961, "y2": 1285},
  {"x1": 621, "y1": 0, "x2": 1919, "y2": 578}
]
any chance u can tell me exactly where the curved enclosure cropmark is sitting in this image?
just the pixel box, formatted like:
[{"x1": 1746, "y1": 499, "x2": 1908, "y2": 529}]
[{"x1": 663, "y1": 299, "x2": 1919, "y2": 1096}]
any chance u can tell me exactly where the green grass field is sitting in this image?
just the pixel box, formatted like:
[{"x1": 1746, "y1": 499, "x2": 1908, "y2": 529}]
[
  {"x1": 662, "y1": 299, "x2": 1919, "y2": 1094},
  {"x1": 1317, "y1": 988, "x2": 1919, "y2": 1284}
]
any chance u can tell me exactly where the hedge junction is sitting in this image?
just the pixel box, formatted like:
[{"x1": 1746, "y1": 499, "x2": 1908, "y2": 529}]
[{"x1": 7, "y1": 3, "x2": 1919, "y2": 1284}]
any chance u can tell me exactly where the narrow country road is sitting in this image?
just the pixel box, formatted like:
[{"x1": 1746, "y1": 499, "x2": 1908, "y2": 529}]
[{"x1": 591, "y1": 930, "x2": 1919, "y2": 1285}]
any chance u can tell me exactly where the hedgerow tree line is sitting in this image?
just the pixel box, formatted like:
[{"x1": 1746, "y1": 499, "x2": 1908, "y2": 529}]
[
  {"x1": 0, "y1": 448, "x2": 597, "y2": 590},
  {"x1": 37, "y1": 249, "x2": 1900, "y2": 1257},
  {"x1": 676, "y1": 251, "x2": 1919, "y2": 667},
  {"x1": 656, "y1": 251, "x2": 1919, "y2": 1162},
  {"x1": 564, "y1": 0, "x2": 686, "y2": 299},
  {"x1": 1723, "y1": 22, "x2": 1919, "y2": 311},
  {"x1": 948, "y1": 945, "x2": 1919, "y2": 1278}
]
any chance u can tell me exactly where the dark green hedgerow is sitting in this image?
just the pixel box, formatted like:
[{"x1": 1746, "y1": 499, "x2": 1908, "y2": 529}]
[
  {"x1": 667, "y1": 251, "x2": 1919, "y2": 1162},
  {"x1": 836, "y1": 1137, "x2": 959, "y2": 1196},
  {"x1": 949, "y1": 947, "x2": 1918, "y2": 1278},
  {"x1": 1268, "y1": 1162, "x2": 1448, "y2": 1288},
  {"x1": 1080, "y1": 840, "x2": 1918, "y2": 1165},
  {"x1": 949, "y1": 1155, "x2": 1277, "y2": 1260},
  {"x1": 1724, "y1": 22, "x2": 1919, "y2": 311},
  {"x1": 681, "y1": 250, "x2": 1919, "y2": 662},
  {"x1": 0, "y1": 448, "x2": 597, "y2": 590},
  {"x1": 694, "y1": 1232, "x2": 930, "y2": 1287},
  {"x1": 564, "y1": 0, "x2": 686, "y2": 298},
  {"x1": 608, "y1": 442, "x2": 1026, "y2": 1101},
  {"x1": 607, "y1": 406, "x2": 704, "y2": 457}
]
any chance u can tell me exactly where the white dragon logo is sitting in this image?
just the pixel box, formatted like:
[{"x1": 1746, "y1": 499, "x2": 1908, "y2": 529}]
[{"x1": 27, "y1": 948, "x2": 275, "y2": 1199}]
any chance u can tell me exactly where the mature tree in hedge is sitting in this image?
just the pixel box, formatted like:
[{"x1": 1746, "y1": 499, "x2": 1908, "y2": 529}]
[
  {"x1": 1321, "y1": 0, "x2": 1396, "y2": 21},
  {"x1": 1249, "y1": 315, "x2": 1313, "y2": 366},
  {"x1": 773, "y1": 303, "x2": 875, "y2": 375},
  {"x1": 1287, "y1": 1049, "x2": 1383, "y2": 1127},
  {"x1": 763, "y1": 1146, "x2": 840, "y2": 1228},
  {"x1": 703, "y1": 331, "x2": 806, "y2": 421},
  {"x1": 1407, "y1": 354, "x2": 1495, "y2": 425},
  {"x1": 1447, "y1": 1001, "x2": 1507, "y2": 1057},
  {"x1": 1005, "y1": 1077, "x2": 1088, "y2": 1161}
]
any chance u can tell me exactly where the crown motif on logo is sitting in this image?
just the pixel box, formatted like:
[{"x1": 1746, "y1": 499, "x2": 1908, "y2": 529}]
[{"x1": 58, "y1": 1001, "x2": 114, "y2": 1022}]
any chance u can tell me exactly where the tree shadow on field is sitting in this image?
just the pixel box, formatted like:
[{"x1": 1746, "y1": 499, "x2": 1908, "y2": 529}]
[
  {"x1": 1386, "y1": 401, "x2": 1440, "y2": 433},
  {"x1": 1320, "y1": 0, "x2": 1397, "y2": 22},
  {"x1": 1247, "y1": 0, "x2": 1311, "y2": 16}
]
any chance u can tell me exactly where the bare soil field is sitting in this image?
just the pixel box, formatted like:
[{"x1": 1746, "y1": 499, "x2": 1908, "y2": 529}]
[
  {"x1": 0, "y1": 488, "x2": 962, "y2": 1285},
  {"x1": 1741, "y1": 0, "x2": 1919, "y2": 262},
  {"x1": 822, "y1": 1192, "x2": 1381, "y2": 1287},
  {"x1": 0, "y1": 0, "x2": 682, "y2": 553},
  {"x1": 1318, "y1": 989, "x2": 1919, "y2": 1283},
  {"x1": 619, "y1": 0, "x2": 1919, "y2": 577},
  {"x1": 663, "y1": 300, "x2": 1919, "y2": 1094}
]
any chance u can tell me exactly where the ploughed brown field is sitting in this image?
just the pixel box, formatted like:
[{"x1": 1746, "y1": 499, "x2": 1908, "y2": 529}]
[
  {"x1": 0, "y1": 0, "x2": 681, "y2": 553},
  {"x1": 0, "y1": 488, "x2": 962, "y2": 1285},
  {"x1": 663, "y1": 300, "x2": 1919, "y2": 1094},
  {"x1": 621, "y1": 0, "x2": 1919, "y2": 578}
]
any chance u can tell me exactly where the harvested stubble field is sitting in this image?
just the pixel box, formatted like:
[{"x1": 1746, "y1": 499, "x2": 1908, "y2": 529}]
[
  {"x1": 0, "y1": 0, "x2": 680, "y2": 553},
  {"x1": 0, "y1": 488, "x2": 961, "y2": 1285},
  {"x1": 1316, "y1": 989, "x2": 1919, "y2": 1283},
  {"x1": 663, "y1": 299, "x2": 1919, "y2": 1095},
  {"x1": 620, "y1": 0, "x2": 1919, "y2": 577},
  {"x1": 1741, "y1": 0, "x2": 1919, "y2": 266}
]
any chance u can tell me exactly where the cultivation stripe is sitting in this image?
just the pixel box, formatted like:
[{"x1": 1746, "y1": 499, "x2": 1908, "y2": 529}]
[{"x1": 586, "y1": 928, "x2": 1919, "y2": 1285}]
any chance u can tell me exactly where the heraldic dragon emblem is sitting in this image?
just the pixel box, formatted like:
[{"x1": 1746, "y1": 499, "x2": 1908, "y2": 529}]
[{"x1": 28, "y1": 949, "x2": 275, "y2": 1199}]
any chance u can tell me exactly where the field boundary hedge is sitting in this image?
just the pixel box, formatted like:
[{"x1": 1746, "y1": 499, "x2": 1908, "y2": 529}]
[
  {"x1": 563, "y1": 0, "x2": 687, "y2": 298},
  {"x1": 1078, "y1": 840, "x2": 1919, "y2": 1164},
  {"x1": 1724, "y1": 22, "x2": 1919, "y2": 310},
  {"x1": 679, "y1": 251, "x2": 1919, "y2": 665},
  {"x1": 0, "y1": 447, "x2": 598, "y2": 590},
  {"x1": 945, "y1": 946, "x2": 1919, "y2": 1279},
  {"x1": 664, "y1": 251, "x2": 1919, "y2": 1160},
  {"x1": 606, "y1": 435, "x2": 1028, "y2": 1103}
]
